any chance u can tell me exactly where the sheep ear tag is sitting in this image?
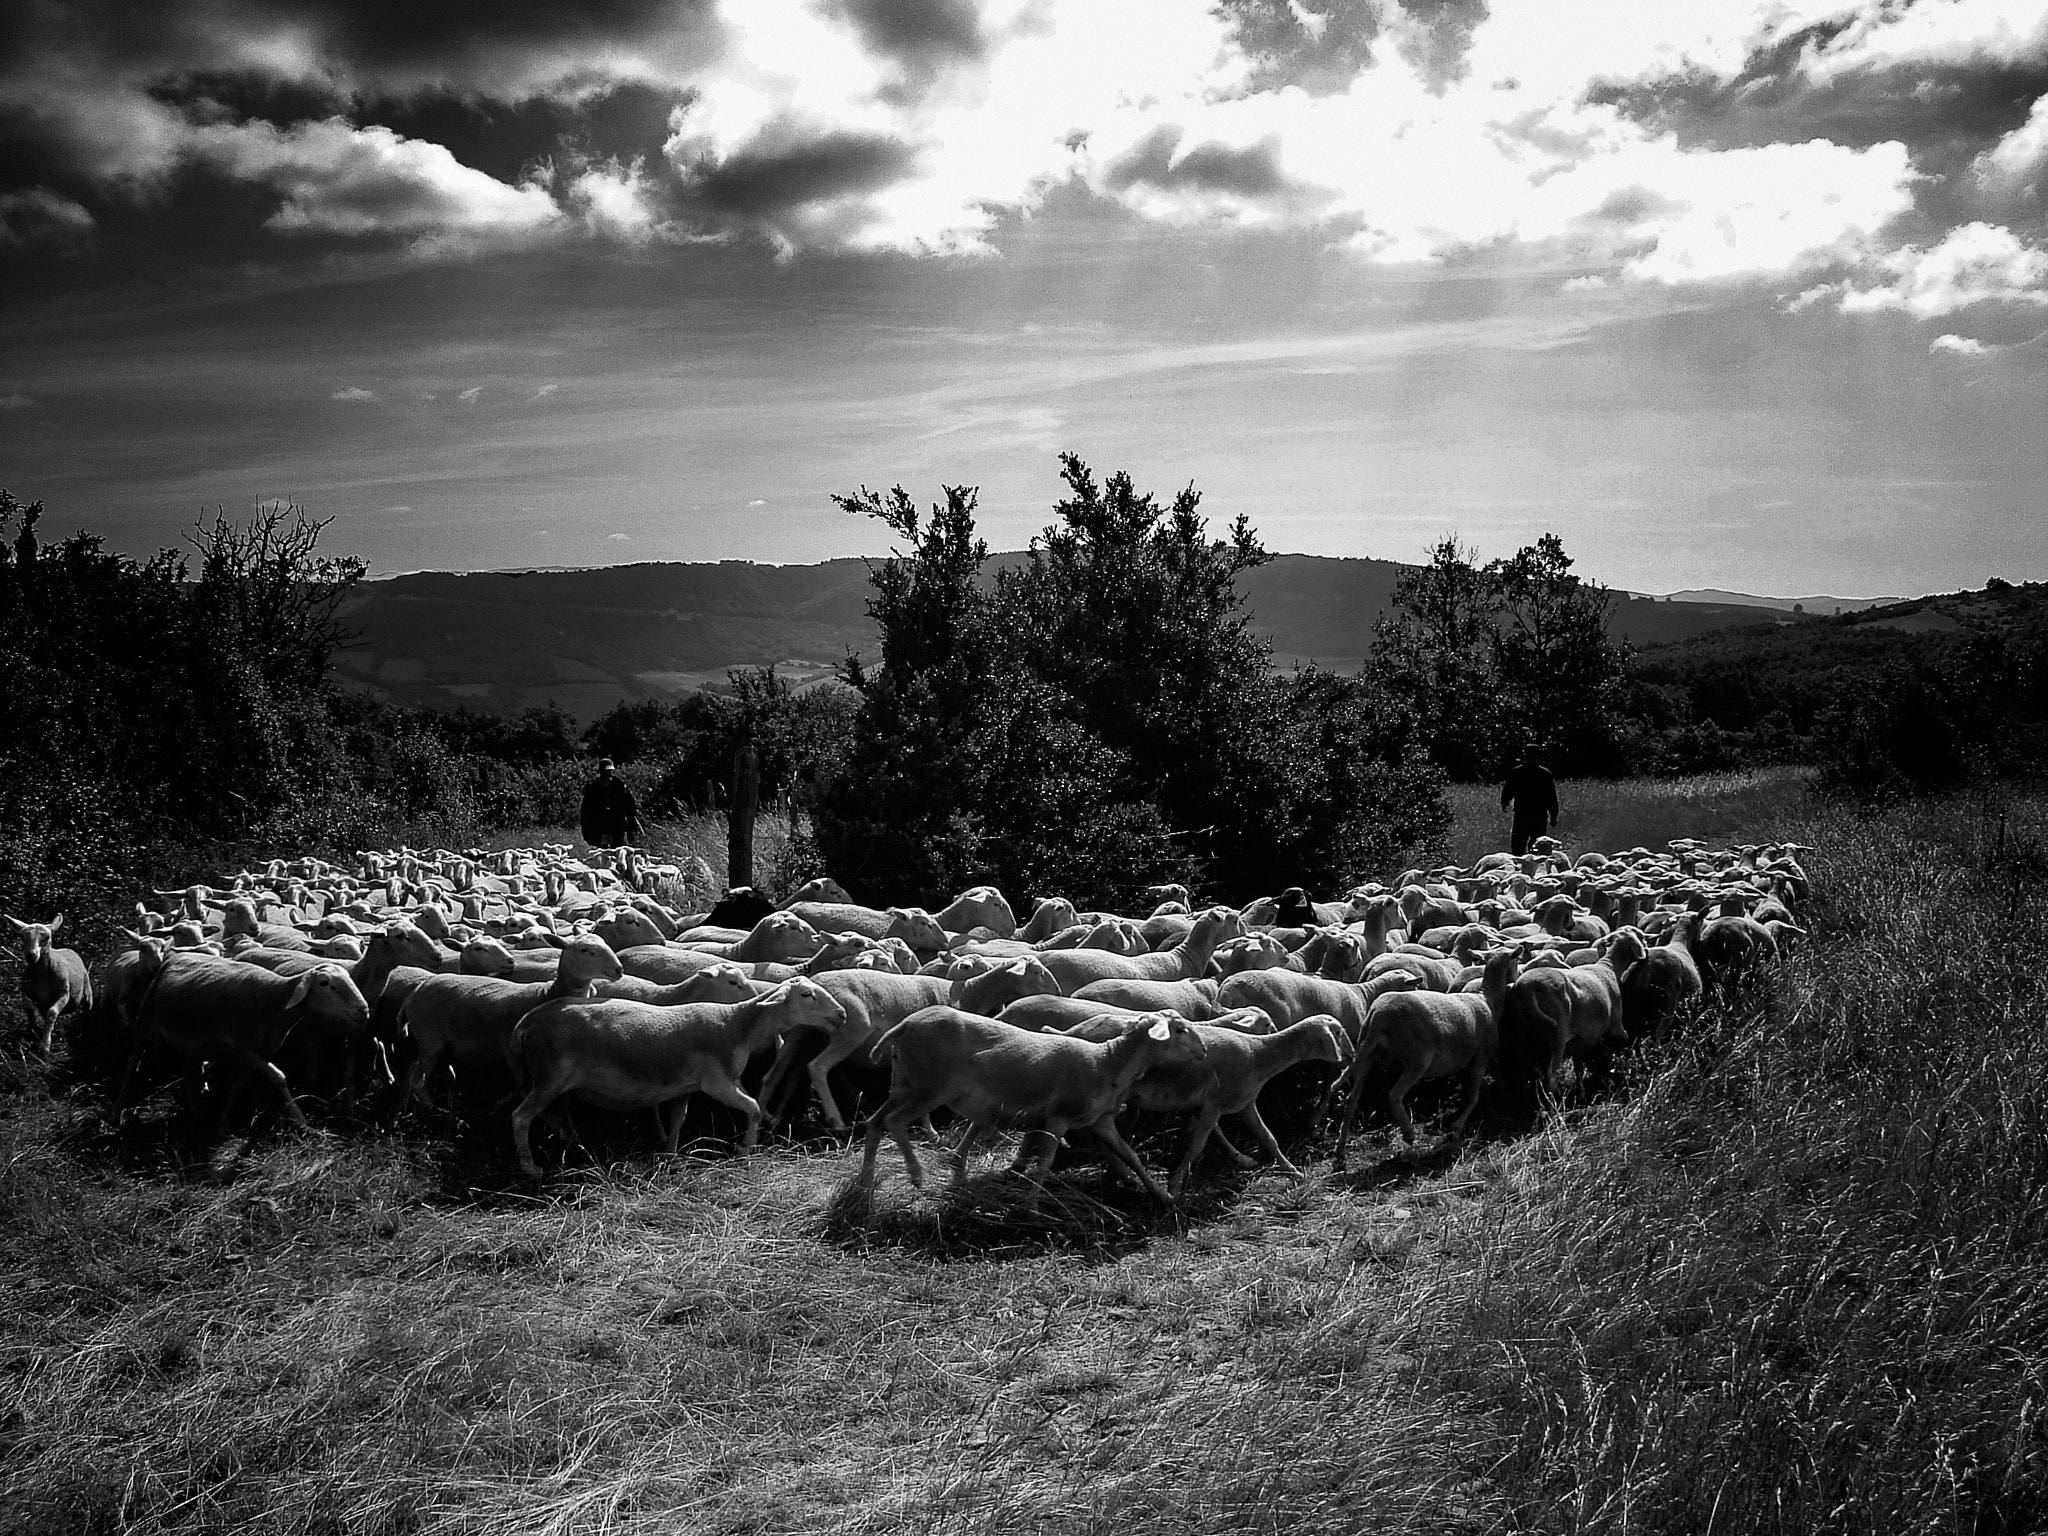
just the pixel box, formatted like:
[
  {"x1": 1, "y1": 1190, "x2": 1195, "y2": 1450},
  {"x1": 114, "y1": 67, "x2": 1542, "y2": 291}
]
[{"x1": 1147, "y1": 1020, "x2": 1172, "y2": 1042}]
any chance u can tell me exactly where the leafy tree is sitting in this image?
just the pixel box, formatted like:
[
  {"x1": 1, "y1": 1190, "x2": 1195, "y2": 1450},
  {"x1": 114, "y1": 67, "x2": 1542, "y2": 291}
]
[
  {"x1": 1487, "y1": 532, "x2": 1627, "y2": 772},
  {"x1": 1372, "y1": 535, "x2": 1504, "y2": 779}
]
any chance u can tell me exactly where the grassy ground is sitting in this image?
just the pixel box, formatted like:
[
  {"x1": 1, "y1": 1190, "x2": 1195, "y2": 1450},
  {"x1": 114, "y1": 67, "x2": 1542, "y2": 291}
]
[{"x1": 2, "y1": 773, "x2": 2042, "y2": 1534}]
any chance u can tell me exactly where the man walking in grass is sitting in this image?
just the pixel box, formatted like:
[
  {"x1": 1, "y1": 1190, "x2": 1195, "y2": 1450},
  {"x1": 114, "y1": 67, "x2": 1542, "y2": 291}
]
[
  {"x1": 1501, "y1": 742, "x2": 1559, "y2": 857},
  {"x1": 580, "y1": 757, "x2": 641, "y2": 849}
]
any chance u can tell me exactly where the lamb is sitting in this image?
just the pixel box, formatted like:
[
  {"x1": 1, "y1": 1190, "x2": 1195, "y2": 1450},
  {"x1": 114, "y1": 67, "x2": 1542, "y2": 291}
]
[
  {"x1": 6, "y1": 914, "x2": 93, "y2": 1055},
  {"x1": 756, "y1": 969, "x2": 953, "y2": 1129},
  {"x1": 1030, "y1": 906, "x2": 1245, "y2": 992},
  {"x1": 678, "y1": 910, "x2": 825, "y2": 964},
  {"x1": 953, "y1": 956, "x2": 1063, "y2": 1016},
  {"x1": 1333, "y1": 948, "x2": 1520, "y2": 1166},
  {"x1": 615, "y1": 943, "x2": 797, "y2": 987},
  {"x1": 1499, "y1": 930, "x2": 1647, "y2": 1098},
  {"x1": 1215, "y1": 966, "x2": 1424, "y2": 1041},
  {"x1": 1124, "y1": 1014, "x2": 1353, "y2": 1195},
  {"x1": 1017, "y1": 897, "x2": 1080, "y2": 943},
  {"x1": 591, "y1": 963, "x2": 761, "y2": 1006},
  {"x1": 780, "y1": 902, "x2": 949, "y2": 958},
  {"x1": 1619, "y1": 913, "x2": 1704, "y2": 1041},
  {"x1": 224, "y1": 918, "x2": 444, "y2": 1007},
  {"x1": 856, "y1": 1007, "x2": 1209, "y2": 1204},
  {"x1": 1209, "y1": 933, "x2": 1294, "y2": 976},
  {"x1": 508, "y1": 977, "x2": 850, "y2": 1177},
  {"x1": 121, "y1": 954, "x2": 370, "y2": 1132},
  {"x1": 401, "y1": 935, "x2": 625, "y2": 1110},
  {"x1": 934, "y1": 885, "x2": 1017, "y2": 940}
]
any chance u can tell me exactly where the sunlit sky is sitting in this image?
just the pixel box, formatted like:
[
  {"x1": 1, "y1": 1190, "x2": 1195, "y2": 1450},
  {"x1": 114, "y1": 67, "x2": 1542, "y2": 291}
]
[{"x1": 3, "y1": 0, "x2": 2046, "y2": 595}]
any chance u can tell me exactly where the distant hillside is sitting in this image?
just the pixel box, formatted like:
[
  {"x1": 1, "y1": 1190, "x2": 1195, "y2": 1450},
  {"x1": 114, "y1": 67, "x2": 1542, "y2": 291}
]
[
  {"x1": 333, "y1": 553, "x2": 1898, "y2": 717},
  {"x1": 1627, "y1": 579, "x2": 2048, "y2": 736},
  {"x1": 1658, "y1": 589, "x2": 1902, "y2": 616}
]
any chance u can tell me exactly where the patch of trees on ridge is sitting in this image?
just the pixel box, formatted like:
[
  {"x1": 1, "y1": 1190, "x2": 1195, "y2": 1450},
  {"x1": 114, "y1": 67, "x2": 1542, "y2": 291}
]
[{"x1": 3, "y1": 465, "x2": 2040, "y2": 935}]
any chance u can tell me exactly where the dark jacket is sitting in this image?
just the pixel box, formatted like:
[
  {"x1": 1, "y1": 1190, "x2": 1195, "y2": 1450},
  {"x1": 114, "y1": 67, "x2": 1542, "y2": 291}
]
[
  {"x1": 580, "y1": 774, "x2": 641, "y2": 847},
  {"x1": 1500, "y1": 762, "x2": 1558, "y2": 827}
]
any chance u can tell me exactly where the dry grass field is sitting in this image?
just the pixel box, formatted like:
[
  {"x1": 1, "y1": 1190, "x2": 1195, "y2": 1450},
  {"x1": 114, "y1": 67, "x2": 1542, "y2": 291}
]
[{"x1": 4, "y1": 773, "x2": 2044, "y2": 1535}]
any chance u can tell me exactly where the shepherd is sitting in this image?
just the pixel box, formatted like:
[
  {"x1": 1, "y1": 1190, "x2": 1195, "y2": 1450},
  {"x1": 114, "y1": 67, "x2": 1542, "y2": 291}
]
[
  {"x1": 1500, "y1": 742, "x2": 1558, "y2": 857},
  {"x1": 580, "y1": 757, "x2": 642, "y2": 849}
]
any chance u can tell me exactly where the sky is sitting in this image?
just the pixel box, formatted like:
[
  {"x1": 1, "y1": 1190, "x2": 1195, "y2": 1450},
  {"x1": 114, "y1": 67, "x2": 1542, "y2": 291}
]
[{"x1": 2, "y1": 1, "x2": 2046, "y2": 597}]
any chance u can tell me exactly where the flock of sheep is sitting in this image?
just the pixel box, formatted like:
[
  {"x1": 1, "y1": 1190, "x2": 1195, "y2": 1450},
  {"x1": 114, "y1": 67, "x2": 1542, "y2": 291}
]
[{"x1": 4, "y1": 832, "x2": 1811, "y2": 1204}]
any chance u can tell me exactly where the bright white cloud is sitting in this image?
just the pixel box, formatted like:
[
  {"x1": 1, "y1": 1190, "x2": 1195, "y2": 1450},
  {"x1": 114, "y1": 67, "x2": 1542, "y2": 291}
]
[
  {"x1": 1974, "y1": 92, "x2": 2048, "y2": 192},
  {"x1": 564, "y1": 157, "x2": 670, "y2": 243},
  {"x1": 1840, "y1": 221, "x2": 2048, "y2": 316},
  {"x1": 330, "y1": 386, "x2": 377, "y2": 400},
  {"x1": 458, "y1": 385, "x2": 483, "y2": 402},
  {"x1": 190, "y1": 118, "x2": 563, "y2": 238},
  {"x1": 1800, "y1": 0, "x2": 2048, "y2": 78},
  {"x1": 1930, "y1": 332, "x2": 1990, "y2": 354}
]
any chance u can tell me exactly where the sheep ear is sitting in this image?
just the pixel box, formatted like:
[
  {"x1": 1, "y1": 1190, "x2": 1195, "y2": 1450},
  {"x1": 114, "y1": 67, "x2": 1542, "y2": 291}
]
[
  {"x1": 2, "y1": 915, "x2": 23, "y2": 933},
  {"x1": 286, "y1": 975, "x2": 313, "y2": 1009},
  {"x1": 1147, "y1": 1019, "x2": 1172, "y2": 1041},
  {"x1": 48, "y1": 914, "x2": 64, "y2": 935}
]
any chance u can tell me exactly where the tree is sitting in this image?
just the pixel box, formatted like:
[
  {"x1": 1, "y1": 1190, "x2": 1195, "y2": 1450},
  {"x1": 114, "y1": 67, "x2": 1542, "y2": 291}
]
[
  {"x1": 811, "y1": 484, "x2": 1012, "y2": 901},
  {"x1": 1372, "y1": 535, "x2": 1505, "y2": 779},
  {"x1": 1487, "y1": 533, "x2": 1627, "y2": 773}
]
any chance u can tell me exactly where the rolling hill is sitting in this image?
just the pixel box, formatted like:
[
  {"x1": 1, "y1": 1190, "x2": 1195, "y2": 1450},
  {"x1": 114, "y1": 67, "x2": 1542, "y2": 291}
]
[{"x1": 331, "y1": 553, "x2": 1883, "y2": 717}]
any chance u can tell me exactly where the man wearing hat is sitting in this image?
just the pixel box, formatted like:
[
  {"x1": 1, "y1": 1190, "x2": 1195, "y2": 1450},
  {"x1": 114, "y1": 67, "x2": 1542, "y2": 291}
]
[
  {"x1": 1500, "y1": 742, "x2": 1558, "y2": 857},
  {"x1": 580, "y1": 757, "x2": 642, "y2": 848}
]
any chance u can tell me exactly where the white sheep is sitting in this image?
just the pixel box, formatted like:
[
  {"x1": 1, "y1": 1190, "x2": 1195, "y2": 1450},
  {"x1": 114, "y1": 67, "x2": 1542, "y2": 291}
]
[
  {"x1": 401, "y1": 935, "x2": 625, "y2": 1110},
  {"x1": 508, "y1": 977, "x2": 851, "y2": 1177},
  {"x1": 6, "y1": 913, "x2": 93, "y2": 1055},
  {"x1": 1333, "y1": 948, "x2": 1521, "y2": 1165},
  {"x1": 856, "y1": 1006, "x2": 1209, "y2": 1203},
  {"x1": 121, "y1": 954, "x2": 369, "y2": 1132},
  {"x1": 1031, "y1": 906, "x2": 1245, "y2": 992}
]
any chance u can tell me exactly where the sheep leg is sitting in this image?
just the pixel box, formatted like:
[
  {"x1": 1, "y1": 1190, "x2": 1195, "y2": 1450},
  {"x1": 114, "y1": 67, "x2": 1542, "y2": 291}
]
[
  {"x1": 1168, "y1": 1106, "x2": 1223, "y2": 1199},
  {"x1": 509, "y1": 1082, "x2": 562, "y2": 1180},
  {"x1": 1332, "y1": 1048, "x2": 1377, "y2": 1171},
  {"x1": 406, "y1": 1044, "x2": 441, "y2": 1114},
  {"x1": 859, "y1": 1098, "x2": 928, "y2": 1188},
  {"x1": 757, "y1": 1034, "x2": 805, "y2": 1123},
  {"x1": 804, "y1": 1035, "x2": 869, "y2": 1131},
  {"x1": 694, "y1": 1072, "x2": 764, "y2": 1150},
  {"x1": 33, "y1": 1006, "x2": 54, "y2": 1056},
  {"x1": 233, "y1": 1048, "x2": 308, "y2": 1131},
  {"x1": 1447, "y1": 1054, "x2": 1487, "y2": 1140},
  {"x1": 950, "y1": 1121, "x2": 989, "y2": 1187},
  {"x1": 1087, "y1": 1116, "x2": 1175, "y2": 1204},
  {"x1": 1384, "y1": 1063, "x2": 1427, "y2": 1145},
  {"x1": 1236, "y1": 1102, "x2": 1301, "y2": 1178}
]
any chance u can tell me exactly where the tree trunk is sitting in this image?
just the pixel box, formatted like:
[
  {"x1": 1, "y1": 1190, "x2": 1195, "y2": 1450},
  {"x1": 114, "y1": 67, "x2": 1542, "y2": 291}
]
[{"x1": 729, "y1": 744, "x2": 759, "y2": 890}]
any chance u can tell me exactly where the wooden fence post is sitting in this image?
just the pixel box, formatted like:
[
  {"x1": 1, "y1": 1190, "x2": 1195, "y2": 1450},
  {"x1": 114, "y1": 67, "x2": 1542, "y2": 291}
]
[{"x1": 729, "y1": 744, "x2": 759, "y2": 890}]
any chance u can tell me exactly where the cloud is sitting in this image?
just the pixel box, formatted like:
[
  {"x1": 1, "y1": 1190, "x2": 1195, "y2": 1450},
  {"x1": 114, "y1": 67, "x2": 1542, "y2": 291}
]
[
  {"x1": 330, "y1": 385, "x2": 376, "y2": 400},
  {"x1": 1839, "y1": 221, "x2": 2048, "y2": 316},
  {"x1": 458, "y1": 385, "x2": 483, "y2": 402},
  {"x1": 189, "y1": 117, "x2": 564, "y2": 238},
  {"x1": 382, "y1": 504, "x2": 413, "y2": 512},
  {"x1": 747, "y1": 498, "x2": 767, "y2": 505},
  {"x1": 1974, "y1": 92, "x2": 2048, "y2": 193},
  {"x1": 0, "y1": 187, "x2": 95, "y2": 253},
  {"x1": 1798, "y1": 0, "x2": 2048, "y2": 81},
  {"x1": 0, "y1": 392, "x2": 38, "y2": 410},
  {"x1": 1930, "y1": 332, "x2": 1992, "y2": 355},
  {"x1": 606, "y1": 530, "x2": 630, "y2": 539},
  {"x1": 533, "y1": 383, "x2": 559, "y2": 398}
]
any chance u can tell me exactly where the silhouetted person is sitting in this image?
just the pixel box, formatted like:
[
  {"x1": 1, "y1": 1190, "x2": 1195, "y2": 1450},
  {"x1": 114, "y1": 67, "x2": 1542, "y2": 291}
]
[
  {"x1": 1501, "y1": 744, "x2": 1558, "y2": 857},
  {"x1": 580, "y1": 758, "x2": 640, "y2": 848}
]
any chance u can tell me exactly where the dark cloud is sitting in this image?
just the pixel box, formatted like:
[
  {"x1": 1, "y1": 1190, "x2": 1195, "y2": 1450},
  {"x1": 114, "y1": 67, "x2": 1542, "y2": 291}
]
[
  {"x1": 1395, "y1": 0, "x2": 1487, "y2": 91},
  {"x1": 1, "y1": 0, "x2": 706, "y2": 77},
  {"x1": 1218, "y1": 0, "x2": 1380, "y2": 97},
  {"x1": 687, "y1": 130, "x2": 917, "y2": 218},
  {"x1": 1587, "y1": 26, "x2": 2048, "y2": 166},
  {"x1": 1105, "y1": 125, "x2": 1292, "y2": 200},
  {"x1": 829, "y1": 0, "x2": 984, "y2": 68}
]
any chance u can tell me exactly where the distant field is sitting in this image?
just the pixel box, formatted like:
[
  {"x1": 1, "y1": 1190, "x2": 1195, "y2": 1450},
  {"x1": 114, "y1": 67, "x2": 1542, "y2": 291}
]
[
  {"x1": 3, "y1": 777, "x2": 2040, "y2": 1534},
  {"x1": 1438, "y1": 766, "x2": 1816, "y2": 867}
]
